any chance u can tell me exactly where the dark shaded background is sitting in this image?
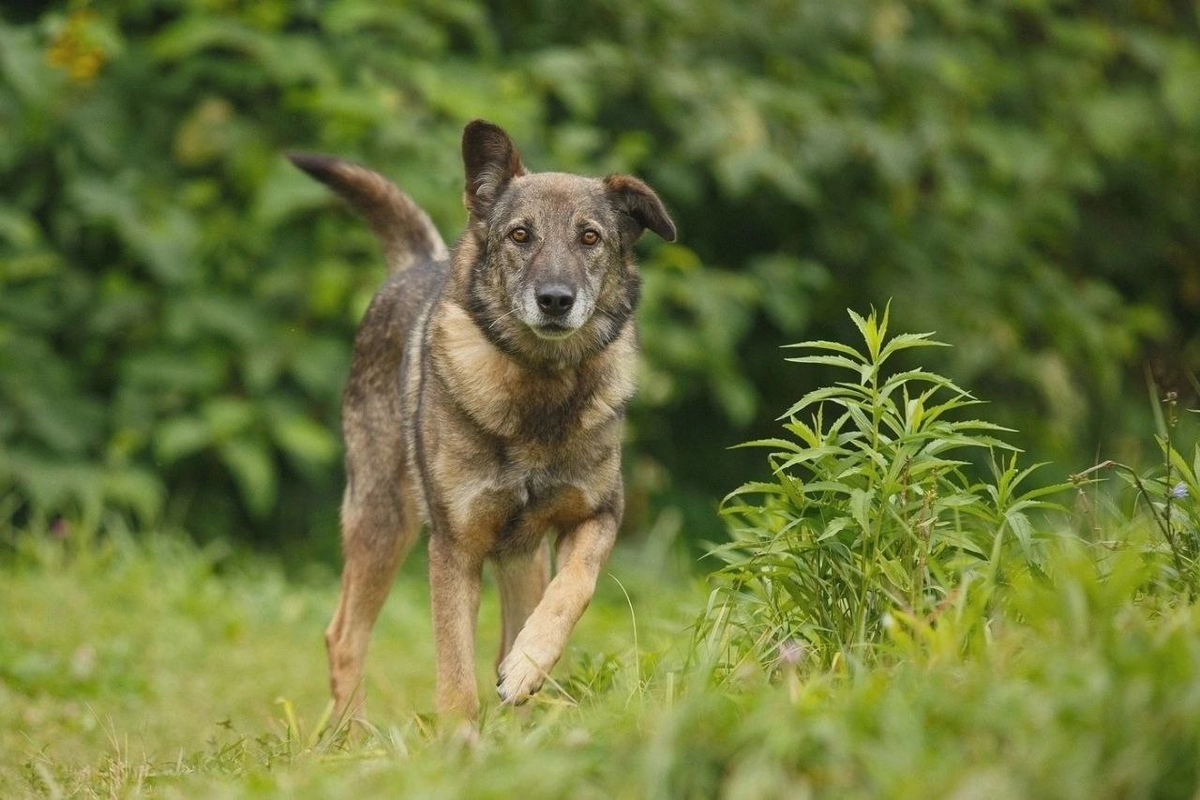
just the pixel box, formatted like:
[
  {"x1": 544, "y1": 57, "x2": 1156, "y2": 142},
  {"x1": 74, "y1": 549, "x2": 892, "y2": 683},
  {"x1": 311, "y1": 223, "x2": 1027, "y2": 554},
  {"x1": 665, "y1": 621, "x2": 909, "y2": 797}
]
[{"x1": 2, "y1": 0, "x2": 1197, "y2": 561}]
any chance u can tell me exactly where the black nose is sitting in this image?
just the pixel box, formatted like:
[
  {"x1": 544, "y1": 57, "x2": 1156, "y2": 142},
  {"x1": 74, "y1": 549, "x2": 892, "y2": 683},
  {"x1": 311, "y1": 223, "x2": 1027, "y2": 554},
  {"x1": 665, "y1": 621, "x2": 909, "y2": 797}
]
[{"x1": 536, "y1": 285, "x2": 575, "y2": 317}]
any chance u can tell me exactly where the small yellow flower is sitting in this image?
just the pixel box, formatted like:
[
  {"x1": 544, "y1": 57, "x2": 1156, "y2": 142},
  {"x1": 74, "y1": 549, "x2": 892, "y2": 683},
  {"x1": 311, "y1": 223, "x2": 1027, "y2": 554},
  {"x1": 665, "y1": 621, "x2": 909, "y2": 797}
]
[{"x1": 45, "y1": 9, "x2": 107, "y2": 84}]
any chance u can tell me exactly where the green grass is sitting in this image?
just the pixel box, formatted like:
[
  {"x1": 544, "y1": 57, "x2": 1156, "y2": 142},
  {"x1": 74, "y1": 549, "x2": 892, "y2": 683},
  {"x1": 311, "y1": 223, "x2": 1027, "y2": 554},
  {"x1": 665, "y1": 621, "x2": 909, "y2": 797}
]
[
  {"x1": 4, "y1": 521, "x2": 1200, "y2": 798},
  {"x1": 0, "y1": 529, "x2": 701, "y2": 797},
  {"x1": 5, "y1": 312, "x2": 1199, "y2": 797}
]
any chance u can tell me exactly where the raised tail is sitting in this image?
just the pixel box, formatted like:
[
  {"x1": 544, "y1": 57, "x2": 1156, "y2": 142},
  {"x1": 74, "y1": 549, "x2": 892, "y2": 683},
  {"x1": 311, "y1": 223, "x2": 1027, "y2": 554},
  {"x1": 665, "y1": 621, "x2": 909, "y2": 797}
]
[{"x1": 287, "y1": 152, "x2": 448, "y2": 272}]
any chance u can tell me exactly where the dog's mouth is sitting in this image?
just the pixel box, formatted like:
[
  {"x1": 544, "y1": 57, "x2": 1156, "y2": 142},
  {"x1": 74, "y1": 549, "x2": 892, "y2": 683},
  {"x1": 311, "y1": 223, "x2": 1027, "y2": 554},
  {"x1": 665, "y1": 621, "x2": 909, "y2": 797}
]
[{"x1": 530, "y1": 322, "x2": 577, "y2": 341}]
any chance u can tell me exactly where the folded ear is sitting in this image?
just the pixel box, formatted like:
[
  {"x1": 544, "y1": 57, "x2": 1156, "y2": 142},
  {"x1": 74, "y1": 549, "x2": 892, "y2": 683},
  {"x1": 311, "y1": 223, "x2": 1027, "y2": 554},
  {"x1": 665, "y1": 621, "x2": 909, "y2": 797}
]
[
  {"x1": 603, "y1": 174, "x2": 677, "y2": 243},
  {"x1": 462, "y1": 119, "x2": 527, "y2": 217}
]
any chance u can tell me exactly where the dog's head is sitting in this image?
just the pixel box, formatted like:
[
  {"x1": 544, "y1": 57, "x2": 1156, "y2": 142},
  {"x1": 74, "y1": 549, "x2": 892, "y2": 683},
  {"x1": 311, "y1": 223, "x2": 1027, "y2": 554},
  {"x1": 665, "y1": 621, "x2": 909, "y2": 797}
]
[{"x1": 458, "y1": 120, "x2": 676, "y2": 365}]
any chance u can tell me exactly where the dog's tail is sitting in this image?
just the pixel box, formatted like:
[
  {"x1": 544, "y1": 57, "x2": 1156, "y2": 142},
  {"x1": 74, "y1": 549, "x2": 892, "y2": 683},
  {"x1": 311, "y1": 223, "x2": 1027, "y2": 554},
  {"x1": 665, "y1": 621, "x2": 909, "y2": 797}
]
[{"x1": 287, "y1": 152, "x2": 448, "y2": 272}]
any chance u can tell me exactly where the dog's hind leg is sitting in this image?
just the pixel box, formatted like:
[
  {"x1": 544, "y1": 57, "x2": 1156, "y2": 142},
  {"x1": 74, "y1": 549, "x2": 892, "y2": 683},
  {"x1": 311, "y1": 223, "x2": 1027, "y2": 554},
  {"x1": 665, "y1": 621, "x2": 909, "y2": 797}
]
[
  {"x1": 493, "y1": 539, "x2": 552, "y2": 672},
  {"x1": 325, "y1": 473, "x2": 418, "y2": 717}
]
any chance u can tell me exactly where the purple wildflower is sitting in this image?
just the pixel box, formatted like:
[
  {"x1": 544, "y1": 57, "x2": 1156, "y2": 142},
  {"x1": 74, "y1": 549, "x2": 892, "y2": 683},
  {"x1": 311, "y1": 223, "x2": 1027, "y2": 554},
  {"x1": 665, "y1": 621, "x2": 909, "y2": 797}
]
[
  {"x1": 778, "y1": 639, "x2": 806, "y2": 666},
  {"x1": 1170, "y1": 482, "x2": 1189, "y2": 499}
]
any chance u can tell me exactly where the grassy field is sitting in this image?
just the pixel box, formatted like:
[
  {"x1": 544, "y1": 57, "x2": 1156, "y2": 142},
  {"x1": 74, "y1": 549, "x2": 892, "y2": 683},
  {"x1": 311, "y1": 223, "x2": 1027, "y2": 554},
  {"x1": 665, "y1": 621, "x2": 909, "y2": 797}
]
[
  {"x1": 0, "y1": 528, "x2": 705, "y2": 797},
  {"x1": 4, "y1": 516, "x2": 1200, "y2": 798},
  {"x1": 6, "y1": 314, "x2": 1200, "y2": 797}
]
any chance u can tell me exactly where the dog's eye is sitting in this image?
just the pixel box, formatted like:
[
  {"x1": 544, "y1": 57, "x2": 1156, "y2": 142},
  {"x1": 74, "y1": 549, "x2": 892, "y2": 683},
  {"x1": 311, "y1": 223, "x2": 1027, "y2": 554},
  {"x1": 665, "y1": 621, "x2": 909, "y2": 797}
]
[
  {"x1": 509, "y1": 227, "x2": 530, "y2": 243},
  {"x1": 580, "y1": 230, "x2": 600, "y2": 246}
]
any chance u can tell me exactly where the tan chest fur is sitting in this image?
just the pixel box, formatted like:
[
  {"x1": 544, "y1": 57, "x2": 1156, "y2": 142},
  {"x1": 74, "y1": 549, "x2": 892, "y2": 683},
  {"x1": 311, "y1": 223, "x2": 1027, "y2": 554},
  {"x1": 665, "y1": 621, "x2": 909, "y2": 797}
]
[{"x1": 411, "y1": 302, "x2": 633, "y2": 555}]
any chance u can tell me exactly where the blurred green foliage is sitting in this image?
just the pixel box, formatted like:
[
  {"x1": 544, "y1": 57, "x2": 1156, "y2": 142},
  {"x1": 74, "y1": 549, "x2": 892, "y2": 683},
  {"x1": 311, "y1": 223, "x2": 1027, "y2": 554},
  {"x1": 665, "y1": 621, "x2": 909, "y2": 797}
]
[{"x1": 1, "y1": 1, "x2": 1198, "y2": 554}]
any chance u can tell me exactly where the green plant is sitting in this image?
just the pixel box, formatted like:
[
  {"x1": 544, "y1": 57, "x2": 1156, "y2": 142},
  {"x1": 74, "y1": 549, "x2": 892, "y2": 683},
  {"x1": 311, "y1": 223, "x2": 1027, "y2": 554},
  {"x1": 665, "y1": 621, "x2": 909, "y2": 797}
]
[
  {"x1": 3, "y1": 2, "x2": 1198, "y2": 550},
  {"x1": 702, "y1": 306, "x2": 1069, "y2": 671},
  {"x1": 1074, "y1": 390, "x2": 1200, "y2": 598}
]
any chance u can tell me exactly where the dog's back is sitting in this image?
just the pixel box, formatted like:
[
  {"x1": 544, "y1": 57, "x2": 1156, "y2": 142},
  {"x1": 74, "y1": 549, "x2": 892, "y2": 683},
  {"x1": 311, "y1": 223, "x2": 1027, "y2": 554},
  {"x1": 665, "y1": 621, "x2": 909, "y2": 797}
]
[{"x1": 287, "y1": 153, "x2": 447, "y2": 711}]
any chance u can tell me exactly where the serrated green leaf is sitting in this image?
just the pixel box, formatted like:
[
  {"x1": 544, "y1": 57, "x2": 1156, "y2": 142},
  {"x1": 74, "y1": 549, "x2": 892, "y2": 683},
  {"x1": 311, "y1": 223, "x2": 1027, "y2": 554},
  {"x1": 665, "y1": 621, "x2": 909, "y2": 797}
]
[
  {"x1": 782, "y1": 340, "x2": 866, "y2": 360},
  {"x1": 729, "y1": 438, "x2": 804, "y2": 453},
  {"x1": 878, "y1": 332, "x2": 950, "y2": 363},
  {"x1": 785, "y1": 354, "x2": 867, "y2": 372}
]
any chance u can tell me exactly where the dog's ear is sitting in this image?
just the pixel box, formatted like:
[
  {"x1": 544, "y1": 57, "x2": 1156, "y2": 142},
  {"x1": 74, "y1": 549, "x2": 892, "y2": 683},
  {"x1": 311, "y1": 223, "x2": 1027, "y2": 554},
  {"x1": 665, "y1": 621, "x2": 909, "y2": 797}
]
[
  {"x1": 603, "y1": 174, "x2": 677, "y2": 243},
  {"x1": 462, "y1": 120, "x2": 527, "y2": 217}
]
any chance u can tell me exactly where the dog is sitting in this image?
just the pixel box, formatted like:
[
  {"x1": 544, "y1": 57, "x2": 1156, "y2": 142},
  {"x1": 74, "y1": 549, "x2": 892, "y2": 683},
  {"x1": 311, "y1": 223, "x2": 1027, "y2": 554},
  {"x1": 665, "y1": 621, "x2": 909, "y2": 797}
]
[{"x1": 288, "y1": 120, "x2": 676, "y2": 721}]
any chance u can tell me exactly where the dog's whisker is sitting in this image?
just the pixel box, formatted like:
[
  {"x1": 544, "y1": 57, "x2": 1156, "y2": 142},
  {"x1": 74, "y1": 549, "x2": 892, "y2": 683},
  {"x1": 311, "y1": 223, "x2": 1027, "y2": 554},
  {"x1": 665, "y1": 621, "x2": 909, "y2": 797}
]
[{"x1": 488, "y1": 309, "x2": 517, "y2": 331}]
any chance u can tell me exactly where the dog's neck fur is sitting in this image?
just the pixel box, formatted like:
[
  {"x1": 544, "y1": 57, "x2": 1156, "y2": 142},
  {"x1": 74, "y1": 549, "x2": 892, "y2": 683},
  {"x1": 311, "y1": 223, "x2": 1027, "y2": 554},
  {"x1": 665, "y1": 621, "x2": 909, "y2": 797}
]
[{"x1": 430, "y1": 303, "x2": 635, "y2": 440}]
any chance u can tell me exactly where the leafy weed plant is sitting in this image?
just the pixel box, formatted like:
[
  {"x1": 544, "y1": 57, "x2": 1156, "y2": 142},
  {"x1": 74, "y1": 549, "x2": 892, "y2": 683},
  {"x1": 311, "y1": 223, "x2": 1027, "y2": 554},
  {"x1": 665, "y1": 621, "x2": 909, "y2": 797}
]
[{"x1": 702, "y1": 306, "x2": 1069, "y2": 672}]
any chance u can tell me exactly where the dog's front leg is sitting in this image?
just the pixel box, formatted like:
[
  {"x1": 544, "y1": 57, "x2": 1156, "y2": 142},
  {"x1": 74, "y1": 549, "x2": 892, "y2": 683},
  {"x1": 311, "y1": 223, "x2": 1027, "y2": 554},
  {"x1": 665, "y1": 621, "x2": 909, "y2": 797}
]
[
  {"x1": 429, "y1": 534, "x2": 484, "y2": 721},
  {"x1": 496, "y1": 513, "x2": 617, "y2": 704},
  {"x1": 495, "y1": 538, "x2": 552, "y2": 670}
]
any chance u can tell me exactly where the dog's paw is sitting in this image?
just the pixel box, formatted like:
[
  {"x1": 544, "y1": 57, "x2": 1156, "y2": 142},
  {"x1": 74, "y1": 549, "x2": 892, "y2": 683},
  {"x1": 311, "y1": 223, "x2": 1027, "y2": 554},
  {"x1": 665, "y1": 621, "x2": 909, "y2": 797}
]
[
  {"x1": 496, "y1": 645, "x2": 554, "y2": 705},
  {"x1": 449, "y1": 719, "x2": 481, "y2": 749}
]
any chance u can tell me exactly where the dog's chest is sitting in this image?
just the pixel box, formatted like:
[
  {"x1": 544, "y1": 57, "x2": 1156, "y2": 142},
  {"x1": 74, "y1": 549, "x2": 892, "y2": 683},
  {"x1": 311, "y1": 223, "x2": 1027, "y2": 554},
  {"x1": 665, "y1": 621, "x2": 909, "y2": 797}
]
[
  {"x1": 496, "y1": 470, "x2": 595, "y2": 551},
  {"x1": 416, "y1": 302, "x2": 632, "y2": 553},
  {"x1": 434, "y1": 434, "x2": 620, "y2": 556}
]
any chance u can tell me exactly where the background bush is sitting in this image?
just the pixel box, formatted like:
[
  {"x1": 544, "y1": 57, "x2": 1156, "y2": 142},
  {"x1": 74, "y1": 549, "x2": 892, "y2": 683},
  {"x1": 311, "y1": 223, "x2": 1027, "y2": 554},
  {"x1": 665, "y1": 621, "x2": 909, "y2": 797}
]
[{"x1": 2, "y1": 0, "x2": 1198, "y2": 557}]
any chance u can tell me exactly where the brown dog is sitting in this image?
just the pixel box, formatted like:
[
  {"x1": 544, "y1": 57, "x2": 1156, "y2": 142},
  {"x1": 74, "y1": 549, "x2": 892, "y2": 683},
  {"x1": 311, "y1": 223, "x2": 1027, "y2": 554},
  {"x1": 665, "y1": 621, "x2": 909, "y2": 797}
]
[{"x1": 288, "y1": 120, "x2": 675, "y2": 721}]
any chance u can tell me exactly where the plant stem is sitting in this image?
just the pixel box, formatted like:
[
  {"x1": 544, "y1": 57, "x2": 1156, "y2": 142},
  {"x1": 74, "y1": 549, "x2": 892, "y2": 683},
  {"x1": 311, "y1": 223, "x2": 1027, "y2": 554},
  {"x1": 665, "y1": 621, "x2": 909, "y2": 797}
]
[{"x1": 1121, "y1": 464, "x2": 1192, "y2": 599}]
